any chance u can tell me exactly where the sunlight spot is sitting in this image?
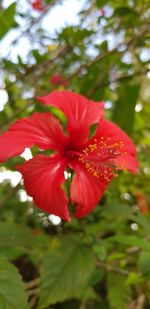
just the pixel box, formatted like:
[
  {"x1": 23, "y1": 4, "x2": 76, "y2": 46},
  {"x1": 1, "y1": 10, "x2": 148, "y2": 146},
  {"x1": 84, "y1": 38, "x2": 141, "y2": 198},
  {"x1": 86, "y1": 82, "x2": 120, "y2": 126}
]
[
  {"x1": 48, "y1": 214, "x2": 61, "y2": 225},
  {"x1": 131, "y1": 223, "x2": 138, "y2": 231},
  {"x1": 105, "y1": 101, "x2": 112, "y2": 109},
  {"x1": 27, "y1": 207, "x2": 34, "y2": 215},
  {"x1": 143, "y1": 167, "x2": 150, "y2": 175},
  {"x1": 139, "y1": 49, "x2": 150, "y2": 62},
  {"x1": 122, "y1": 192, "x2": 131, "y2": 201},
  {"x1": 20, "y1": 148, "x2": 33, "y2": 160},
  {"x1": 0, "y1": 170, "x2": 22, "y2": 187},
  {"x1": 0, "y1": 89, "x2": 8, "y2": 111},
  {"x1": 18, "y1": 189, "x2": 33, "y2": 202},
  {"x1": 64, "y1": 171, "x2": 71, "y2": 179},
  {"x1": 135, "y1": 103, "x2": 142, "y2": 112},
  {"x1": 147, "y1": 71, "x2": 150, "y2": 79}
]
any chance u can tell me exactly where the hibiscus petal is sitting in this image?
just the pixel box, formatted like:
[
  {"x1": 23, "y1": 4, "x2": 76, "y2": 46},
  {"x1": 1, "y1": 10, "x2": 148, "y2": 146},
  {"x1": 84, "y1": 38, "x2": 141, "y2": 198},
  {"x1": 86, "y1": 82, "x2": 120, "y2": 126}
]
[
  {"x1": 16, "y1": 154, "x2": 70, "y2": 221},
  {"x1": 113, "y1": 154, "x2": 138, "y2": 174},
  {"x1": 69, "y1": 161, "x2": 108, "y2": 218},
  {"x1": 95, "y1": 118, "x2": 137, "y2": 155},
  {"x1": 0, "y1": 112, "x2": 68, "y2": 162},
  {"x1": 92, "y1": 118, "x2": 138, "y2": 174},
  {"x1": 37, "y1": 91, "x2": 104, "y2": 146},
  {"x1": 74, "y1": 118, "x2": 138, "y2": 197}
]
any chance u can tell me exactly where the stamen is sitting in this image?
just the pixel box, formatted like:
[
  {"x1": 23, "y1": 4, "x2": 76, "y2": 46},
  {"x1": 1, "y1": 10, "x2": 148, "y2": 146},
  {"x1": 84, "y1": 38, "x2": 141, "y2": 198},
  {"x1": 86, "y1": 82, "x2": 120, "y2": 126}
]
[{"x1": 79, "y1": 137, "x2": 127, "y2": 181}]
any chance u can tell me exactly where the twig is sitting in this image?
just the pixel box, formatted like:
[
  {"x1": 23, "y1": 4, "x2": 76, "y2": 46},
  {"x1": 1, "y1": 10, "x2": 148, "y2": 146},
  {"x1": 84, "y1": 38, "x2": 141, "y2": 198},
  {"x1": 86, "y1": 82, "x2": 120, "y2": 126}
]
[
  {"x1": 96, "y1": 260, "x2": 130, "y2": 276},
  {"x1": 23, "y1": 44, "x2": 69, "y2": 85},
  {"x1": 1, "y1": 23, "x2": 149, "y2": 132},
  {"x1": 25, "y1": 277, "x2": 40, "y2": 290},
  {"x1": 29, "y1": 295, "x2": 38, "y2": 309},
  {"x1": 128, "y1": 295, "x2": 145, "y2": 309},
  {"x1": 87, "y1": 68, "x2": 148, "y2": 97},
  {"x1": 27, "y1": 288, "x2": 39, "y2": 297},
  {"x1": 4, "y1": 0, "x2": 60, "y2": 59}
]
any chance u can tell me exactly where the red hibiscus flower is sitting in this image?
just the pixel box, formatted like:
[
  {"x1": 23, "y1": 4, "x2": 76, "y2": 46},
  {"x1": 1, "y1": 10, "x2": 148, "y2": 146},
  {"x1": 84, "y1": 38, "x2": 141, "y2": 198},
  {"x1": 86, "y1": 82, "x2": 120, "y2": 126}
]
[
  {"x1": 50, "y1": 74, "x2": 68, "y2": 87},
  {"x1": 31, "y1": 0, "x2": 44, "y2": 12},
  {"x1": 0, "y1": 91, "x2": 138, "y2": 221}
]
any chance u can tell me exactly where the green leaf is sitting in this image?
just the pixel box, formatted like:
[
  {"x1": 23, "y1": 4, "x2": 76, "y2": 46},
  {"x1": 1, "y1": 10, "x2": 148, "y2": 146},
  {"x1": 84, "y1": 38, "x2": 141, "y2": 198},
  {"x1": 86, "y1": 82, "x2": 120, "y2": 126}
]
[
  {"x1": 131, "y1": 213, "x2": 150, "y2": 232},
  {"x1": 0, "y1": 258, "x2": 29, "y2": 309},
  {"x1": 89, "y1": 123, "x2": 98, "y2": 139},
  {"x1": 96, "y1": 0, "x2": 107, "y2": 8},
  {"x1": 102, "y1": 202, "x2": 132, "y2": 218},
  {"x1": 93, "y1": 241, "x2": 108, "y2": 261},
  {"x1": 112, "y1": 83, "x2": 140, "y2": 135},
  {"x1": 0, "y1": 3, "x2": 16, "y2": 40},
  {"x1": 38, "y1": 235, "x2": 95, "y2": 308},
  {"x1": 45, "y1": 105, "x2": 67, "y2": 126},
  {"x1": 107, "y1": 273, "x2": 130, "y2": 309},
  {"x1": 108, "y1": 235, "x2": 150, "y2": 251},
  {"x1": 138, "y1": 252, "x2": 150, "y2": 275},
  {"x1": 114, "y1": 6, "x2": 137, "y2": 16},
  {"x1": 125, "y1": 272, "x2": 142, "y2": 285},
  {"x1": 0, "y1": 222, "x2": 48, "y2": 249}
]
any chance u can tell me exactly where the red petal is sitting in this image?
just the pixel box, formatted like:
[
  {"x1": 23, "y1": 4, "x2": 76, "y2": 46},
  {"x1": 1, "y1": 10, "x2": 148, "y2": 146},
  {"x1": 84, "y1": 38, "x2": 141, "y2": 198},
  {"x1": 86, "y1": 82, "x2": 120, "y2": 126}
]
[
  {"x1": 93, "y1": 118, "x2": 138, "y2": 173},
  {"x1": 37, "y1": 91, "x2": 104, "y2": 146},
  {"x1": 31, "y1": 0, "x2": 44, "y2": 11},
  {"x1": 95, "y1": 118, "x2": 136, "y2": 155},
  {"x1": 83, "y1": 119, "x2": 138, "y2": 176},
  {"x1": 16, "y1": 154, "x2": 70, "y2": 221},
  {"x1": 113, "y1": 154, "x2": 139, "y2": 174},
  {"x1": 0, "y1": 112, "x2": 67, "y2": 162},
  {"x1": 69, "y1": 160, "x2": 108, "y2": 218}
]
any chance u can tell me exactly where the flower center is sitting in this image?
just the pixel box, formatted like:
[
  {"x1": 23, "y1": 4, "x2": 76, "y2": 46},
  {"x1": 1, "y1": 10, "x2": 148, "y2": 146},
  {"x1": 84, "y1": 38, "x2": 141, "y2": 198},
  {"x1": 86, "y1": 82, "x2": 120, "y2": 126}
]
[
  {"x1": 66, "y1": 150, "x2": 80, "y2": 160},
  {"x1": 79, "y1": 137, "x2": 126, "y2": 182}
]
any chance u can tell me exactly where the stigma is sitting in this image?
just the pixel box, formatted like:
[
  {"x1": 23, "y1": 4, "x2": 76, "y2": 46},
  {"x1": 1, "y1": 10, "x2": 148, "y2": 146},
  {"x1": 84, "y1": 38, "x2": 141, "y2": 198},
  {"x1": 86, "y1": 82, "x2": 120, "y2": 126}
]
[{"x1": 79, "y1": 137, "x2": 127, "y2": 181}]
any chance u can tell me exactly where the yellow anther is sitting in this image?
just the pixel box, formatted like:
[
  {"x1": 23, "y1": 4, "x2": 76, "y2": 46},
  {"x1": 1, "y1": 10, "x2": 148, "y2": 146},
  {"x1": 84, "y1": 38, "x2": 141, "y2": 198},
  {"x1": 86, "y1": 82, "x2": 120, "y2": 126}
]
[
  {"x1": 88, "y1": 144, "x2": 97, "y2": 152},
  {"x1": 78, "y1": 137, "x2": 126, "y2": 181}
]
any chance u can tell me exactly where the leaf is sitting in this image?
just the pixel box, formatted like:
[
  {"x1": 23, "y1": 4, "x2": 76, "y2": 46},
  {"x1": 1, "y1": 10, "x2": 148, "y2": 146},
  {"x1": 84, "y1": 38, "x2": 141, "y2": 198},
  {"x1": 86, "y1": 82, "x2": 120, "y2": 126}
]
[
  {"x1": 102, "y1": 202, "x2": 132, "y2": 218},
  {"x1": 76, "y1": 287, "x2": 98, "y2": 301},
  {"x1": 0, "y1": 258, "x2": 29, "y2": 309},
  {"x1": 112, "y1": 83, "x2": 140, "y2": 135},
  {"x1": 44, "y1": 105, "x2": 68, "y2": 127},
  {"x1": 108, "y1": 235, "x2": 150, "y2": 251},
  {"x1": 131, "y1": 213, "x2": 150, "y2": 232},
  {"x1": 93, "y1": 241, "x2": 108, "y2": 261},
  {"x1": 38, "y1": 235, "x2": 95, "y2": 308},
  {"x1": 107, "y1": 273, "x2": 131, "y2": 309},
  {"x1": 114, "y1": 6, "x2": 138, "y2": 17},
  {"x1": 0, "y1": 222, "x2": 48, "y2": 249},
  {"x1": 125, "y1": 272, "x2": 142, "y2": 285},
  {"x1": 96, "y1": 0, "x2": 107, "y2": 8},
  {"x1": 138, "y1": 252, "x2": 150, "y2": 275},
  {"x1": 0, "y1": 3, "x2": 17, "y2": 40}
]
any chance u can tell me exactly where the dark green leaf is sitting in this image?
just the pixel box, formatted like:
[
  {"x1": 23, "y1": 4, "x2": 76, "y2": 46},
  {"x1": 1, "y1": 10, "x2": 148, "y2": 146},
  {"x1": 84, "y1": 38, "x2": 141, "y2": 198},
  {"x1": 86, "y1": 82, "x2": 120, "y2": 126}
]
[
  {"x1": 0, "y1": 258, "x2": 29, "y2": 309},
  {"x1": 112, "y1": 83, "x2": 140, "y2": 135},
  {"x1": 38, "y1": 235, "x2": 95, "y2": 308},
  {"x1": 0, "y1": 222, "x2": 48, "y2": 249}
]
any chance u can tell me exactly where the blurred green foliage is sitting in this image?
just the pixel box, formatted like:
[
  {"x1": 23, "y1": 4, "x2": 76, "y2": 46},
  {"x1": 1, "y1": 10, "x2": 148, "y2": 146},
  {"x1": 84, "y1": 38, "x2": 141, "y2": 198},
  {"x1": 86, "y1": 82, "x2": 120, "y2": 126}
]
[{"x1": 0, "y1": 0, "x2": 150, "y2": 308}]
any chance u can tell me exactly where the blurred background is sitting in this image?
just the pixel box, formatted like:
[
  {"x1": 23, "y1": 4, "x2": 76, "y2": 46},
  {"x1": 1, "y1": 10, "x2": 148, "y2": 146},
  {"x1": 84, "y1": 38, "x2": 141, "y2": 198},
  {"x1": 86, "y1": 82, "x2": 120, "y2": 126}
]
[{"x1": 0, "y1": 0, "x2": 150, "y2": 308}]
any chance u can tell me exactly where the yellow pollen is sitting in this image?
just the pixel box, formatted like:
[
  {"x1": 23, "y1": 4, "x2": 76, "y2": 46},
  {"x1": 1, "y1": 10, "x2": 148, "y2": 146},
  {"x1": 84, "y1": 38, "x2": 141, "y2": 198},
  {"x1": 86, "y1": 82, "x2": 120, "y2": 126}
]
[
  {"x1": 88, "y1": 144, "x2": 97, "y2": 152},
  {"x1": 79, "y1": 138, "x2": 126, "y2": 181}
]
